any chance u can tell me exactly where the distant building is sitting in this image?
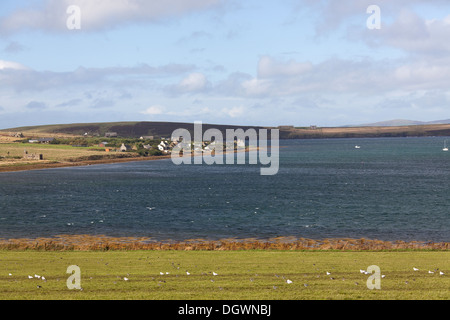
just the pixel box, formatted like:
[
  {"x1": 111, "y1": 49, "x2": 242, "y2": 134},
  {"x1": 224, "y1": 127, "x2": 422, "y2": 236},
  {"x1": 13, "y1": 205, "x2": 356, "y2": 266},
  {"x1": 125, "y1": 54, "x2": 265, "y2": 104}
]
[
  {"x1": 310, "y1": 125, "x2": 317, "y2": 130},
  {"x1": 10, "y1": 132, "x2": 23, "y2": 138},
  {"x1": 158, "y1": 141, "x2": 170, "y2": 153},
  {"x1": 23, "y1": 150, "x2": 43, "y2": 160},
  {"x1": 105, "y1": 132, "x2": 118, "y2": 138},
  {"x1": 140, "y1": 136, "x2": 154, "y2": 140},
  {"x1": 119, "y1": 143, "x2": 131, "y2": 152},
  {"x1": 38, "y1": 138, "x2": 55, "y2": 144}
]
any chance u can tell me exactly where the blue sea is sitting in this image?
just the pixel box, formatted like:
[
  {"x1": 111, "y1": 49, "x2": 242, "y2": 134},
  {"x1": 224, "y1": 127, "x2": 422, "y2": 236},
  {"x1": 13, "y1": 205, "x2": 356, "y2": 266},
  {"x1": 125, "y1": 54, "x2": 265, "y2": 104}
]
[{"x1": 0, "y1": 137, "x2": 449, "y2": 242}]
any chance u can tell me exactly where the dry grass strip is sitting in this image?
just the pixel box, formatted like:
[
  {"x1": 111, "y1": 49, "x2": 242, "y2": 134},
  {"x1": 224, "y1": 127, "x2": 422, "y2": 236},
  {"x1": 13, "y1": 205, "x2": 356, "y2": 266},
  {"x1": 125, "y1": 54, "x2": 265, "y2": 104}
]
[{"x1": 0, "y1": 235, "x2": 448, "y2": 251}]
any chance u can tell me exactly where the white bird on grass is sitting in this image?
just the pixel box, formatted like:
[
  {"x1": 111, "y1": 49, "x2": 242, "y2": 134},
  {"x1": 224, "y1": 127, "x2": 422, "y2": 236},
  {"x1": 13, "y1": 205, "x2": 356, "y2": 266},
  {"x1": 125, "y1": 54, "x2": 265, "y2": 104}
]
[
  {"x1": 326, "y1": 272, "x2": 331, "y2": 275},
  {"x1": 28, "y1": 275, "x2": 33, "y2": 279},
  {"x1": 428, "y1": 270, "x2": 434, "y2": 274},
  {"x1": 123, "y1": 277, "x2": 129, "y2": 281},
  {"x1": 286, "y1": 279, "x2": 293, "y2": 284},
  {"x1": 439, "y1": 271, "x2": 444, "y2": 275},
  {"x1": 413, "y1": 267, "x2": 419, "y2": 271},
  {"x1": 212, "y1": 272, "x2": 218, "y2": 276},
  {"x1": 186, "y1": 271, "x2": 190, "y2": 275}
]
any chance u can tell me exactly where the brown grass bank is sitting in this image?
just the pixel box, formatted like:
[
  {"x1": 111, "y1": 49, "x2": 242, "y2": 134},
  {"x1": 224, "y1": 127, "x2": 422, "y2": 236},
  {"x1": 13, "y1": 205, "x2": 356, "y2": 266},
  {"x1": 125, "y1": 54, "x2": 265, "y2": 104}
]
[{"x1": 0, "y1": 235, "x2": 448, "y2": 251}]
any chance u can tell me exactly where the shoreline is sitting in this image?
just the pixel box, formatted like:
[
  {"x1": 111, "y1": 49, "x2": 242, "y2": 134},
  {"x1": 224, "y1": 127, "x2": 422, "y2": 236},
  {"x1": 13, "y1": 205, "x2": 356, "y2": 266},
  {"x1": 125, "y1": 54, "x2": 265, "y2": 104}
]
[
  {"x1": 0, "y1": 155, "x2": 173, "y2": 173},
  {"x1": 0, "y1": 234, "x2": 448, "y2": 251},
  {"x1": 0, "y1": 146, "x2": 258, "y2": 173}
]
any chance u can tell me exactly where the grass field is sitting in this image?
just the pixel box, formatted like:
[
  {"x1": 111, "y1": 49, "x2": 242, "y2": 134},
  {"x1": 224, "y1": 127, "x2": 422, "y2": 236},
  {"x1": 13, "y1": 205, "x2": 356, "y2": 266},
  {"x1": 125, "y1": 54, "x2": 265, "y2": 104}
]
[
  {"x1": 0, "y1": 142, "x2": 143, "y2": 171},
  {"x1": 0, "y1": 250, "x2": 448, "y2": 300},
  {"x1": 0, "y1": 143, "x2": 107, "y2": 161}
]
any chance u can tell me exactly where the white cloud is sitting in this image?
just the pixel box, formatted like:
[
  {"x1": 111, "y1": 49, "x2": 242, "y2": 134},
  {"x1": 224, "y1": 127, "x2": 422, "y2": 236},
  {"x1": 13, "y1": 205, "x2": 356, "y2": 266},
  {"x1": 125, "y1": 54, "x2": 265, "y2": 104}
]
[
  {"x1": 178, "y1": 72, "x2": 208, "y2": 92},
  {"x1": 258, "y1": 56, "x2": 312, "y2": 78},
  {"x1": 298, "y1": 0, "x2": 450, "y2": 34},
  {"x1": 141, "y1": 105, "x2": 165, "y2": 115},
  {"x1": 0, "y1": 60, "x2": 29, "y2": 70},
  {"x1": 0, "y1": 0, "x2": 226, "y2": 33},
  {"x1": 221, "y1": 105, "x2": 244, "y2": 118},
  {"x1": 0, "y1": 63, "x2": 195, "y2": 92},
  {"x1": 378, "y1": 11, "x2": 450, "y2": 55}
]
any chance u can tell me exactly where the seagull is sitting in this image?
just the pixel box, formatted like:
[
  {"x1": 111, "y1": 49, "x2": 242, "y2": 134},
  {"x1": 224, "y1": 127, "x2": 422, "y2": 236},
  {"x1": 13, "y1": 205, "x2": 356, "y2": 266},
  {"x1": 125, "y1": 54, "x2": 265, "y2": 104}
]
[
  {"x1": 286, "y1": 279, "x2": 293, "y2": 284},
  {"x1": 28, "y1": 275, "x2": 33, "y2": 279},
  {"x1": 359, "y1": 269, "x2": 365, "y2": 274},
  {"x1": 212, "y1": 272, "x2": 218, "y2": 276},
  {"x1": 381, "y1": 275, "x2": 386, "y2": 278},
  {"x1": 326, "y1": 272, "x2": 331, "y2": 275},
  {"x1": 123, "y1": 277, "x2": 129, "y2": 281},
  {"x1": 413, "y1": 267, "x2": 419, "y2": 271},
  {"x1": 8, "y1": 273, "x2": 12, "y2": 276},
  {"x1": 34, "y1": 274, "x2": 40, "y2": 279},
  {"x1": 41, "y1": 276, "x2": 46, "y2": 281},
  {"x1": 428, "y1": 270, "x2": 434, "y2": 274},
  {"x1": 186, "y1": 272, "x2": 190, "y2": 275},
  {"x1": 439, "y1": 271, "x2": 444, "y2": 275},
  {"x1": 160, "y1": 272, "x2": 164, "y2": 275}
]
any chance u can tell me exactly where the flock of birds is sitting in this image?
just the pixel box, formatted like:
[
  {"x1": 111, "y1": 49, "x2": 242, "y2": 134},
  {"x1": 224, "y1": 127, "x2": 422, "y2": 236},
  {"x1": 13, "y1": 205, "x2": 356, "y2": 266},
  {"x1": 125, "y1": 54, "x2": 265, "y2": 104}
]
[
  {"x1": 5, "y1": 265, "x2": 444, "y2": 291},
  {"x1": 413, "y1": 267, "x2": 444, "y2": 275}
]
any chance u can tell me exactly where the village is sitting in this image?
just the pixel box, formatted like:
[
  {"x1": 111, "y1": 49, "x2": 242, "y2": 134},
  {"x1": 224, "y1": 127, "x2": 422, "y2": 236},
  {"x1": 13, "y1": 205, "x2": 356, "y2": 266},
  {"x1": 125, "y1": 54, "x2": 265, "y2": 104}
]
[{"x1": 0, "y1": 131, "x2": 246, "y2": 167}]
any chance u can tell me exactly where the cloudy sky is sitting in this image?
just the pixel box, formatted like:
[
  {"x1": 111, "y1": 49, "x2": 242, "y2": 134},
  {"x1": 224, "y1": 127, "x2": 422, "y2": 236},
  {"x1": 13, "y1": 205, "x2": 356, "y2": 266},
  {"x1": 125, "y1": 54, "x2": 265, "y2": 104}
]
[{"x1": 1, "y1": 0, "x2": 450, "y2": 129}]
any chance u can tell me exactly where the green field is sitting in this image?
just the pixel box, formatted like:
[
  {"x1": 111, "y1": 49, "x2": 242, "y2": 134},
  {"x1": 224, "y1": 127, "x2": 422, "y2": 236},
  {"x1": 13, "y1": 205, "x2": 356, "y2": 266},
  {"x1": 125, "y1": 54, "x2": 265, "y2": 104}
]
[
  {"x1": 0, "y1": 250, "x2": 448, "y2": 300},
  {"x1": 0, "y1": 143, "x2": 109, "y2": 162}
]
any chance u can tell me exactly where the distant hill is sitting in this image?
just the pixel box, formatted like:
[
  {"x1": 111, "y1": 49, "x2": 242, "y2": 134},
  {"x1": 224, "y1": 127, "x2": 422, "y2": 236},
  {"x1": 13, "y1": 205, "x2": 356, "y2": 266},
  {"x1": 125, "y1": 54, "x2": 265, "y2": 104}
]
[
  {"x1": 0, "y1": 121, "x2": 267, "y2": 139},
  {"x1": 3, "y1": 120, "x2": 450, "y2": 140},
  {"x1": 357, "y1": 119, "x2": 450, "y2": 127}
]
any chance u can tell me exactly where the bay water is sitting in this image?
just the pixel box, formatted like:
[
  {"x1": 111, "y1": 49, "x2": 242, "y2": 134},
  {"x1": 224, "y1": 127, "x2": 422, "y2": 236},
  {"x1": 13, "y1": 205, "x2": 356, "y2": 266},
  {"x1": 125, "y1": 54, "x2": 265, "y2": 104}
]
[{"x1": 0, "y1": 137, "x2": 449, "y2": 242}]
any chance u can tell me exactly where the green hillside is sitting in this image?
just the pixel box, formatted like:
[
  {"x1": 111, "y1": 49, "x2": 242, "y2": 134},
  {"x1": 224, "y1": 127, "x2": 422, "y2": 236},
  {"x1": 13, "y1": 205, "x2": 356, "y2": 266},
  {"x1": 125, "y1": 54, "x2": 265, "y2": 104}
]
[
  {"x1": 3, "y1": 121, "x2": 450, "y2": 140},
  {"x1": 1, "y1": 121, "x2": 267, "y2": 139}
]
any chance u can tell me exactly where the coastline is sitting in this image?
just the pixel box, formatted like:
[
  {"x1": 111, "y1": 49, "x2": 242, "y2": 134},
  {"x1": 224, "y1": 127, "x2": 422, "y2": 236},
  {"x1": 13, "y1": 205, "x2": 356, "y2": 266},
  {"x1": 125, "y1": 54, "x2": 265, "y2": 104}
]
[
  {"x1": 0, "y1": 155, "x2": 173, "y2": 173},
  {"x1": 0, "y1": 146, "x2": 258, "y2": 173},
  {"x1": 0, "y1": 234, "x2": 448, "y2": 251}
]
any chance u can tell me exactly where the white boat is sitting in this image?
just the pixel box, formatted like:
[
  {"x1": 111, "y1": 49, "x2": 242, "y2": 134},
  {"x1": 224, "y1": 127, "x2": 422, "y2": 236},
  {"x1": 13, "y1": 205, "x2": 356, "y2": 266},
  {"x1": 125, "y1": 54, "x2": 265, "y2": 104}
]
[
  {"x1": 355, "y1": 145, "x2": 361, "y2": 149},
  {"x1": 443, "y1": 140, "x2": 448, "y2": 152}
]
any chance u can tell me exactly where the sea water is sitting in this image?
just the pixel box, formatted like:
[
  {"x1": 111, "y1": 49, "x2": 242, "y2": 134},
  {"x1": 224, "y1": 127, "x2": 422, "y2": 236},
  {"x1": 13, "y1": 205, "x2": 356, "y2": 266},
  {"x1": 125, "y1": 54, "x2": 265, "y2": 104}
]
[{"x1": 0, "y1": 137, "x2": 449, "y2": 242}]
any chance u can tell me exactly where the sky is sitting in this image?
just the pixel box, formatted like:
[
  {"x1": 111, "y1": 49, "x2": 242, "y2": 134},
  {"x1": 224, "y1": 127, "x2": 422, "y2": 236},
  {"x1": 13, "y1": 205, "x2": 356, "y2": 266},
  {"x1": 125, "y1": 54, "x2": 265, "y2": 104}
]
[{"x1": 1, "y1": 0, "x2": 450, "y2": 129}]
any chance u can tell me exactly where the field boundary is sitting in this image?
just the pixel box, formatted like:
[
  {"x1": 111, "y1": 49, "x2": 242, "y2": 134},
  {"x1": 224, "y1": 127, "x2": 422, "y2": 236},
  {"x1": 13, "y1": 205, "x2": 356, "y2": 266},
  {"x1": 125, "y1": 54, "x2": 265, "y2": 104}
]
[{"x1": 0, "y1": 235, "x2": 448, "y2": 251}]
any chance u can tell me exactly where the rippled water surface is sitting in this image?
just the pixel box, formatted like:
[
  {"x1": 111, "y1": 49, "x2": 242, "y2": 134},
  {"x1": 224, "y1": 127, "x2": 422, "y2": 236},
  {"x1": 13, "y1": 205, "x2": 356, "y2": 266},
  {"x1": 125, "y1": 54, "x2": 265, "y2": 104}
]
[{"x1": 0, "y1": 137, "x2": 449, "y2": 242}]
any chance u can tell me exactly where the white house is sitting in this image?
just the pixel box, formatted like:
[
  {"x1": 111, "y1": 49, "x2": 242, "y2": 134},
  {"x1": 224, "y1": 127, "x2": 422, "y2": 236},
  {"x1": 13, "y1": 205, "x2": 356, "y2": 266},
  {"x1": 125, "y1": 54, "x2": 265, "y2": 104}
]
[
  {"x1": 119, "y1": 143, "x2": 131, "y2": 152},
  {"x1": 158, "y1": 141, "x2": 170, "y2": 153}
]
